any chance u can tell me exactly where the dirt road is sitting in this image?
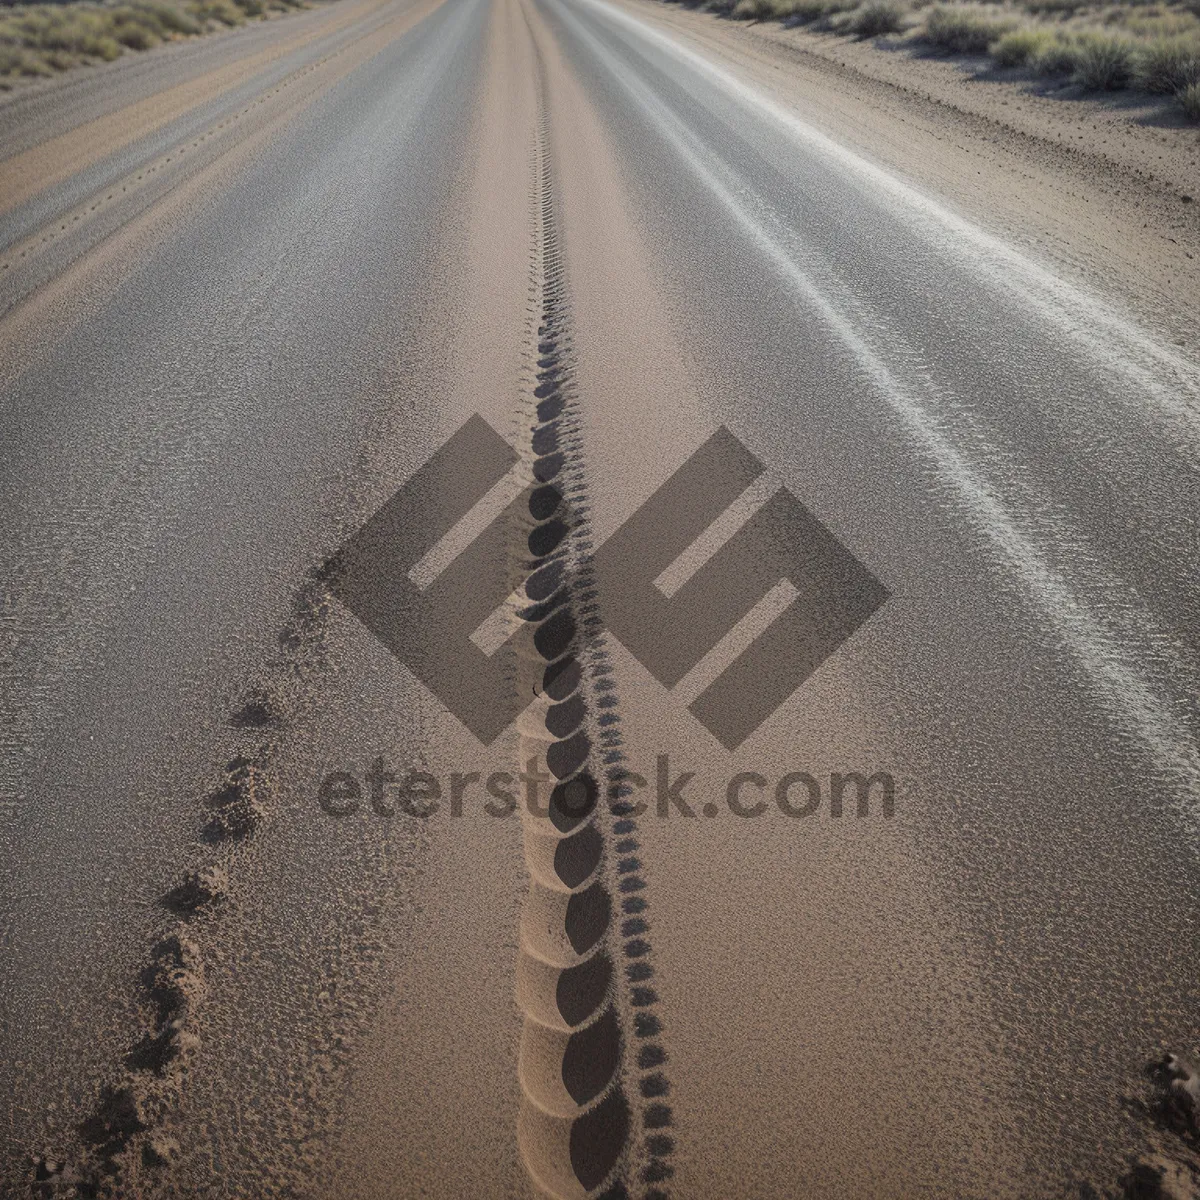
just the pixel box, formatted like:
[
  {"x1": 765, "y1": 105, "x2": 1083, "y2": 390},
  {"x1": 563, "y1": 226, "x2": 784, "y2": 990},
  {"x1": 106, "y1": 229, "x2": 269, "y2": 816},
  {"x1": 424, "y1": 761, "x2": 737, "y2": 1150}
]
[{"x1": 1, "y1": 0, "x2": 1198, "y2": 1196}]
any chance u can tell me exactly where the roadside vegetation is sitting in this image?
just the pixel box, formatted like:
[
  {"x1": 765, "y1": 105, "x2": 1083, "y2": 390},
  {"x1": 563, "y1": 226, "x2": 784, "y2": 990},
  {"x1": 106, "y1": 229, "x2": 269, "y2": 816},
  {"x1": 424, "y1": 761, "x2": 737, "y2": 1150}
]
[
  {"x1": 705, "y1": 0, "x2": 1200, "y2": 121},
  {"x1": 0, "y1": 0, "x2": 304, "y2": 86}
]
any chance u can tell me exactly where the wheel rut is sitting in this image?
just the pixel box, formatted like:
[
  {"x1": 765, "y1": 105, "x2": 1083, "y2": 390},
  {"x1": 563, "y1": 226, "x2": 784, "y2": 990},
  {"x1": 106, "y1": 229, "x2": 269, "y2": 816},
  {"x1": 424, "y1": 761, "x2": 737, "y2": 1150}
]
[{"x1": 510, "y1": 70, "x2": 677, "y2": 1200}]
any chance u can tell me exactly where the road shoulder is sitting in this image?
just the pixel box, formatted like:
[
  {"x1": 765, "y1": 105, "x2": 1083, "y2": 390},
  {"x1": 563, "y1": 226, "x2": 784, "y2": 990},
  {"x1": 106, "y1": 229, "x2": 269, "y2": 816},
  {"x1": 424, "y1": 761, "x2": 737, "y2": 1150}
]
[{"x1": 612, "y1": 0, "x2": 1200, "y2": 350}]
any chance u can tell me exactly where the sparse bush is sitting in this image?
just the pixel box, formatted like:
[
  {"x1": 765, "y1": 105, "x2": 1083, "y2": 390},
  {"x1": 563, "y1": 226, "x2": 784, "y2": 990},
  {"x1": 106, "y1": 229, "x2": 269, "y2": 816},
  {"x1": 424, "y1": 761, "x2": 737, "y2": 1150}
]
[
  {"x1": 796, "y1": 0, "x2": 854, "y2": 23},
  {"x1": 0, "y1": 7, "x2": 123, "y2": 62},
  {"x1": 924, "y1": 5, "x2": 1015, "y2": 52},
  {"x1": 39, "y1": 10, "x2": 108, "y2": 53},
  {"x1": 84, "y1": 31, "x2": 121, "y2": 56},
  {"x1": 119, "y1": 3, "x2": 169, "y2": 33},
  {"x1": 111, "y1": 13, "x2": 160, "y2": 46},
  {"x1": 145, "y1": 1, "x2": 201, "y2": 32},
  {"x1": 760, "y1": 0, "x2": 856, "y2": 22},
  {"x1": 1023, "y1": 0, "x2": 1079, "y2": 13},
  {"x1": 731, "y1": 0, "x2": 785, "y2": 18},
  {"x1": 1179, "y1": 79, "x2": 1200, "y2": 117},
  {"x1": 993, "y1": 26, "x2": 1053, "y2": 63},
  {"x1": 778, "y1": 0, "x2": 829, "y2": 17},
  {"x1": 113, "y1": 22, "x2": 155, "y2": 45},
  {"x1": 1033, "y1": 33, "x2": 1079, "y2": 73},
  {"x1": 852, "y1": 0, "x2": 906, "y2": 36},
  {"x1": 1136, "y1": 36, "x2": 1200, "y2": 91},
  {"x1": 81, "y1": 30, "x2": 120, "y2": 55},
  {"x1": 1120, "y1": 11, "x2": 1200, "y2": 41},
  {"x1": 1072, "y1": 31, "x2": 1135, "y2": 87},
  {"x1": 0, "y1": 44, "x2": 51, "y2": 76},
  {"x1": 192, "y1": 0, "x2": 246, "y2": 24}
]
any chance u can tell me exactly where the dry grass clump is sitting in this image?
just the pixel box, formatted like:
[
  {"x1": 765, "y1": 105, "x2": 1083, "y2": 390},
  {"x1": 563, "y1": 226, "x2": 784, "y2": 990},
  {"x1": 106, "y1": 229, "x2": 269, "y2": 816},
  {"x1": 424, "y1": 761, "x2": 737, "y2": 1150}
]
[
  {"x1": 3, "y1": 7, "x2": 121, "y2": 62},
  {"x1": 729, "y1": 0, "x2": 792, "y2": 17},
  {"x1": 1136, "y1": 33, "x2": 1200, "y2": 88},
  {"x1": 728, "y1": 0, "x2": 860, "y2": 20},
  {"x1": 0, "y1": 0, "x2": 302, "y2": 85},
  {"x1": 1177, "y1": 77, "x2": 1200, "y2": 112},
  {"x1": 1004, "y1": 27, "x2": 1198, "y2": 88},
  {"x1": 1032, "y1": 33, "x2": 1082, "y2": 70},
  {"x1": 1116, "y1": 8, "x2": 1198, "y2": 39},
  {"x1": 992, "y1": 25, "x2": 1055, "y2": 61},
  {"x1": 852, "y1": 0, "x2": 907, "y2": 35},
  {"x1": 191, "y1": 0, "x2": 251, "y2": 21},
  {"x1": 728, "y1": 0, "x2": 850, "y2": 17},
  {"x1": 1023, "y1": 0, "x2": 1082, "y2": 13},
  {"x1": 0, "y1": 42, "x2": 51, "y2": 73},
  {"x1": 1070, "y1": 29, "x2": 1137, "y2": 84},
  {"x1": 796, "y1": 0, "x2": 862, "y2": 24},
  {"x1": 924, "y1": 5, "x2": 1018, "y2": 51}
]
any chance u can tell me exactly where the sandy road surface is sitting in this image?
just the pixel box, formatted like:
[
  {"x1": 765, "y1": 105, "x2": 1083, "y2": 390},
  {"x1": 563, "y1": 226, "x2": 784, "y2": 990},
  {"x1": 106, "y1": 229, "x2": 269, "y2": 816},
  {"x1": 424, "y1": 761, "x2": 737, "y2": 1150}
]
[{"x1": 1, "y1": 0, "x2": 1198, "y2": 1196}]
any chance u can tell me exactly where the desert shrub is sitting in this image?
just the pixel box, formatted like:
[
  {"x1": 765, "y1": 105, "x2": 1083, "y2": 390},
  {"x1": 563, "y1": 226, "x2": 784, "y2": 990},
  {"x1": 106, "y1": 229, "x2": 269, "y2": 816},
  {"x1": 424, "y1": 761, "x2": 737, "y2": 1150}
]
[
  {"x1": 38, "y1": 10, "x2": 99, "y2": 50},
  {"x1": 143, "y1": 1, "x2": 200, "y2": 31},
  {"x1": 852, "y1": 0, "x2": 905, "y2": 35},
  {"x1": 1178, "y1": 79, "x2": 1200, "y2": 116},
  {"x1": 121, "y1": 2, "x2": 196, "y2": 34},
  {"x1": 110, "y1": 14, "x2": 160, "y2": 46},
  {"x1": 1072, "y1": 31, "x2": 1135, "y2": 87},
  {"x1": 992, "y1": 26, "x2": 1053, "y2": 63},
  {"x1": 9, "y1": 10, "x2": 51, "y2": 37},
  {"x1": 191, "y1": 0, "x2": 245, "y2": 24},
  {"x1": 731, "y1": 0, "x2": 786, "y2": 18},
  {"x1": 1023, "y1": 0, "x2": 1079, "y2": 13},
  {"x1": 9, "y1": 8, "x2": 123, "y2": 57},
  {"x1": 826, "y1": 6, "x2": 859, "y2": 28},
  {"x1": 1136, "y1": 36, "x2": 1200, "y2": 91},
  {"x1": 124, "y1": 2, "x2": 170, "y2": 31},
  {"x1": 81, "y1": 29, "x2": 120, "y2": 56},
  {"x1": 1119, "y1": 10, "x2": 1200, "y2": 40},
  {"x1": 1033, "y1": 32, "x2": 1079, "y2": 71},
  {"x1": 766, "y1": 0, "x2": 856, "y2": 21},
  {"x1": 924, "y1": 5, "x2": 1015, "y2": 52},
  {"x1": 0, "y1": 43, "x2": 51, "y2": 75}
]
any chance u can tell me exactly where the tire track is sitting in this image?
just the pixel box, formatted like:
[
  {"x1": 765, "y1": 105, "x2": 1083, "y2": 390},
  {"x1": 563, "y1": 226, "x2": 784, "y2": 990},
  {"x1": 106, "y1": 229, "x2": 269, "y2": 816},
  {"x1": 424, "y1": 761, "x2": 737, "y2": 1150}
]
[{"x1": 511, "y1": 73, "x2": 676, "y2": 1200}]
